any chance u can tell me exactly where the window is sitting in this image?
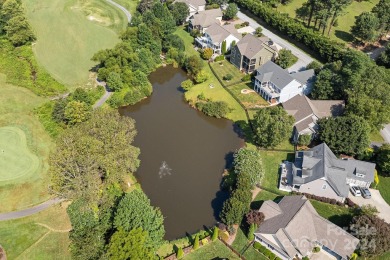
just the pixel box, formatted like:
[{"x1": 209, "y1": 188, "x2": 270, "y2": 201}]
[
  {"x1": 322, "y1": 184, "x2": 327, "y2": 190},
  {"x1": 356, "y1": 173, "x2": 365, "y2": 178}
]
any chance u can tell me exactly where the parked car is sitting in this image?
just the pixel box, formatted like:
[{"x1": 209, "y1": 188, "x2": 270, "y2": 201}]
[
  {"x1": 360, "y1": 187, "x2": 371, "y2": 199},
  {"x1": 350, "y1": 186, "x2": 361, "y2": 196}
]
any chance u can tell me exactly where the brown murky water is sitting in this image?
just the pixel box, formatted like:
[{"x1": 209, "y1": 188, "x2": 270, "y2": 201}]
[{"x1": 119, "y1": 66, "x2": 243, "y2": 240}]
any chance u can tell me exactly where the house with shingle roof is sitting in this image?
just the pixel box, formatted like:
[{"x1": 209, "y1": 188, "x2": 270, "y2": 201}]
[
  {"x1": 280, "y1": 143, "x2": 375, "y2": 201},
  {"x1": 188, "y1": 8, "x2": 223, "y2": 33},
  {"x1": 230, "y1": 34, "x2": 278, "y2": 73},
  {"x1": 255, "y1": 195, "x2": 359, "y2": 260},
  {"x1": 194, "y1": 23, "x2": 241, "y2": 54},
  {"x1": 254, "y1": 61, "x2": 315, "y2": 104},
  {"x1": 282, "y1": 94, "x2": 345, "y2": 142},
  {"x1": 175, "y1": 0, "x2": 206, "y2": 21}
]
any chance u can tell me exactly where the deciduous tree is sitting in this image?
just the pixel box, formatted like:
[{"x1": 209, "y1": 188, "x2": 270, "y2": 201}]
[
  {"x1": 170, "y1": 2, "x2": 189, "y2": 25},
  {"x1": 376, "y1": 144, "x2": 390, "y2": 175},
  {"x1": 64, "y1": 101, "x2": 91, "y2": 125},
  {"x1": 275, "y1": 49, "x2": 298, "y2": 69},
  {"x1": 233, "y1": 148, "x2": 263, "y2": 187},
  {"x1": 252, "y1": 106, "x2": 295, "y2": 148},
  {"x1": 351, "y1": 12, "x2": 379, "y2": 43},
  {"x1": 224, "y1": 3, "x2": 238, "y2": 20}
]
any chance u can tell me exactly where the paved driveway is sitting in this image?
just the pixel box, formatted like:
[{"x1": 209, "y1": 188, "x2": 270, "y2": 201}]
[
  {"x1": 236, "y1": 11, "x2": 314, "y2": 73},
  {"x1": 348, "y1": 189, "x2": 390, "y2": 223}
]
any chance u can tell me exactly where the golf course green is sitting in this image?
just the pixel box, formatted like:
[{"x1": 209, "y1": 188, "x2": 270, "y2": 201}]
[
  {"x1": 22, "y1": 0, "x2": 127, "y2": 87},
  {"x1": 0, "y1": 127, "x2": 40, "y2": 182}
]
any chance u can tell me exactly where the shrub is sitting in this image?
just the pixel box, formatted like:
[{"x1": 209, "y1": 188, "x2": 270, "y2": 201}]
[
  {"x1": 211, "y1": 227, "x2": 219, "y2": 241},
  {"x1": 219, "y1": 230, "x2": 230, "y2": 242},
  {"x1": 241, "y1": 74, "x2": 251, "y2": 81},
  {"x1": 201, "y1": 238, "x2": 208, "y2": 245},
  {"x1": 374, "y1": 170, "x2": 379, "y2": 188},
  {"x1": 107, "y1": 92, "x2": 124, "y2": 108},
  {"x1": 194, "y1": 69, "x2": 209, "y2": 83},
  {"x1": 193, "y1": 235, "x2": 199, "y2": 250},
  {"x1": 313, "y1": 246, "x2": 321, "y2": 253},
  {"x1": 176, "y1": 247, "x2": 184, "y2": 259},
  {"x1": 302, "y1": 257, "x2": 309, "y2": 260},
  {"x1": 196, "y1": 101, "x2": 230, "y2": 118},
  {"x1": 214, "y1": 55, "x2": 225, "y2": 62},
  {"x1": 223, "y1": 74, "x2": 233, "y2": 81},
  {"x1": 197, "y1": 92, "x2": 207, "y2": 101},
  {"x1": 248, "y1": 223, "x2": 255, "y2": 241},
  {"x1": 181, "y1": 79, "x2": 194, "y2": 91},
  {"x1": 276, "y1": 49, "x2": 298, "y2": 69},
  {"x1": 298, "y1": 134, "x2": 311, "y2": 146}
]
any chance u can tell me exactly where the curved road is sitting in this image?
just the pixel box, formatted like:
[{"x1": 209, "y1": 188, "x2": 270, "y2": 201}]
[
  {"x1": 237, "y1": 11, "x2": 314, "y2": 72},
  {"x1": 0, "y1": 1, "x2": 132, "y2": 222},
  {"x1": 0, "y1": 198, "x2": 64, "y2": 221},
  {"x1": 106, "y1": 0, "x2": 132, "y2": 23}
]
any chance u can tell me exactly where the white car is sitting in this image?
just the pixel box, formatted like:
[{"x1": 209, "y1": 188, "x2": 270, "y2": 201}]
[{"x1": 350, "y1": 186, "x2": 361, "y2": 196}]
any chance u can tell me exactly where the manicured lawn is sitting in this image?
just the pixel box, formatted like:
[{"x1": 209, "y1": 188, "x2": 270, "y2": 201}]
[
  {"x1": 174, "y1": 27, "x2": 247, "y2": 122},
  {"x1": 22, "y1": 0, "x2": 126, "y2": 86},
  {"x1": 228, "y1": 83, "x2": 269, "y2": 108},
  {"x1": 277, "y1": 0, "x2": 379, "y2": 44},
  {"x1": 258, "y1": 140, "x2": 295, "y2": 193},
  {"x1": 210, "y1": 60, "x2": 244, "y2": 86},
  {"x1": 183, "y1": 240, "x2": 240, "y2": 260},
  {"x1": 0, "y1": 203, "x2": 71, "y2": 259},
  {"x1": 0, "y1": 74, "x2": 53, "y2": 212},
  {"x1": 231, "y1": 227, "x2": 267, "y2": 260},
  {"x1": 110, "y1": 0, "x2": 138, "y2": 14},
  {"x1": 377, "y1": 175, "x2": 390, "y2": 206},
  {"x1": 370, "y1": 129, "x2": 385, "y2": 142},
  {"x1": 310, "y1": 200, "x2": 354, "y2": 228}
]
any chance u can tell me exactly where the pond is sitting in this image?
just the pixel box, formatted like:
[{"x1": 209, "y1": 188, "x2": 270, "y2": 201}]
[{"x1": 119, "y1": 66, "x2": 244, "y2": 240}]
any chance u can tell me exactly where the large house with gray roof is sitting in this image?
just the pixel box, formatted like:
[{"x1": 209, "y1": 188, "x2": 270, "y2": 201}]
[
  {"x1": 254, "y1": 61, "x2": 315, "y2": 104},
  {"x1": 279, "y1": 143, "x2": 375, "y2": 201},
  {"x1": 188, "y1": 8, "x2": 222, "y2": 33},
  {"x1": 194, "y1": 23, "x2": 241, "y2": 54},
  {"x1": 255, "y1": 195, "x2": 359, "y2": 260},
  {"x1": 230, "y1": 34, "x2": 278, "y2": 73},
  {"x1": 282, "y1": 94, "x2": 345, "y2": 142},
  {"x1": 175, "y1": 0, "x2": 206, "y2": 21}
]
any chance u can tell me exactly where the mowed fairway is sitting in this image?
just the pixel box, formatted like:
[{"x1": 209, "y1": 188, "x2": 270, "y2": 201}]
[
  {"x1": 0, "y1": 74, "x2": 53, "y2": 213},
  {"x1": 0, "y1": 127, "x2": 40, "y2": 182},
  {"x1": 22, "y1": 0, "x2": 126, "y2": 86}
]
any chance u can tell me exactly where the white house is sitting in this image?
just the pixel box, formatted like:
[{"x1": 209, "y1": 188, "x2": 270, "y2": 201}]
[
  {"x1": 254, "y1": 61, "x2": 315, "y2": 104},
  {"x1": 194, "y1": 23, "x2": 241, "y2": 54},
  {"x1": 175, "y1": 0, "x2": 206, "y2": 21}
]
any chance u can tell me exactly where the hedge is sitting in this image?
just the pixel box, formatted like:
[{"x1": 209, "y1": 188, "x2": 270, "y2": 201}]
[{"x1": 232, "y1": 0, "x2": 346, "y2": 63}]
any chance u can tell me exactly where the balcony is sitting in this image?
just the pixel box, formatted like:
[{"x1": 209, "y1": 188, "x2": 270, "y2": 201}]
[
  {"x1": 260, "y1": 82, "x2": 280, "y2": 99},
  {"x1": 195, "y1": 36, "x2": 210, "y2": 49}
]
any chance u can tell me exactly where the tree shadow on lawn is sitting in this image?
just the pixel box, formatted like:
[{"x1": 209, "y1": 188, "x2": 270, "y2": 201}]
[
  {"x1": 250, "y1": 195, "x2": 284, "y2": 210},
  {"x1": 328, "y1": 213, "x2": 354, "y2": 229},
  {"x1": 335, "y1": 30, "x2": 354, "y2": 43}
]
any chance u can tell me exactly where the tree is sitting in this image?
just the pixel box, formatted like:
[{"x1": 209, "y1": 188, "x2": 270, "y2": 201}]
[
  {"x1": 193, "y1": 235, "x2": 199, "y2": 250},
  {"x1": 221, "y1": 40, "x2": 227, "y2": 54},
  {"x1": 224, "y1": 3, "x2": 238, "y2": 20},
  {"x1": 52, "y1": 98, "x2": 69, "y2": 124},
  {"x1": 50, "y1": 109, "x2": 140, "y2": 203},
  {"x1": 181, "y1": 79, "x2": 194, "y2": 91},
  {"x1": 233, "y1": 148, "x2": 263, "y2": 187},
  {"x1": 107, "y1": 228, "x2": 156, "y2": 259},
  {"x1": 377, "y1": 44, "x2": 390, "y2": 68},
  {"x1": 114, "y1": 190, "x2": 165, "y2": 249},
  {"x1": 220, "y1": 189, "x2": 252, "y2": 225},
  {"x1": 298, "y1": 134, "x2": 311, "y2": 146},
  {"x1": 137, "y1": 0, "x2": 156, "y2": 13},
  {"x1": 107, "y1": 72, "x2": 124, "y2": 91},
  {"x1": 196, "y1": 101, "x2": 230, "y2": 118},
  {"x1": 170, "y1": 2, "x2": 189, "y2": 25},
  {"x1": 372, "y1": 0, "x2": 390, "y2": 38},
  {"x1": 246, "y1": 210, "x2": 265, "y2": 226},
  {"x1": 64, "y1": 101, "x2": 91, "y2": 125},
  {"x1": 317, "y1": 115, "x2": 370, "y2": 156},
  {"x1": 254, "y1": 27, "x2": 263, "y2": 37},
  {"x1": 351, "y1": 12, "x2": 379, "y2": 43},
  {"x1": 185, "y1": 55, "x2": 203, "y2": 76},
  {"x1": 306, "y1": 60, "x2": 322, "y2": 74},
  {"x1": 201, "y1": 48, "x2": 213, "y2": 60},
  {"x1": 374, "y1": 170, "x2": 379, "y2": 187},
  {"x1": 275, "y1": 49, "x2": 298, "y2": 69},
  {"x1": 4, "y1": 15, "x2": 35, "y2": 46},
  {"x1": 376, "y1": 144, "x2": 390, "y2": 175},
  {"x1": 194, "y1": 69, "x2": 209, "y2": 83},
  {"x1": 211, "y1": 227, "x2": 219, "y2": 241},
  {"x1": 252, "y1": 106, "x2": 295, "y2": 148},
  {"x1": 71, "y1": 88, "x2": 92, "y2": 105},
  {"x1": 176, "y1": 247, "x2": 184, "y2": 259},
  {"x1": 350, "y1": 214, "x2": 390, "y2": 257}
]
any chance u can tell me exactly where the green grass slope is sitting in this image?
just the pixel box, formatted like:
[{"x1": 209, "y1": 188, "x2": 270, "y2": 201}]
[
  {"x1": 0, "y1": 74, "x2": 53, "y2": 213},
  {"x1": 22, "y1": 0, "x2": 127, "y2": 87}
]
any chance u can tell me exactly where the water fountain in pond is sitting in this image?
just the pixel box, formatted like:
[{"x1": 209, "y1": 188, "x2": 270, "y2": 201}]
[{"x1": 158, "y1": 161, "x2": 172, "y2": 178}]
